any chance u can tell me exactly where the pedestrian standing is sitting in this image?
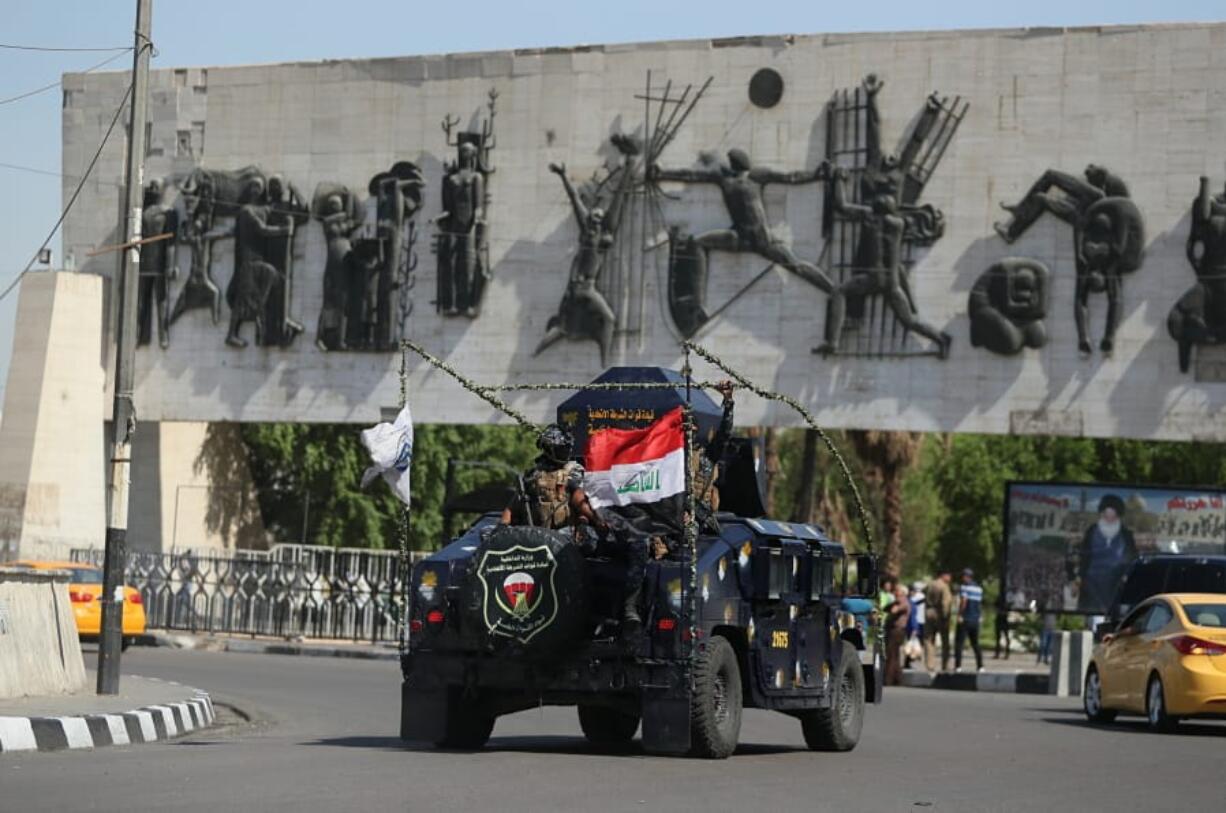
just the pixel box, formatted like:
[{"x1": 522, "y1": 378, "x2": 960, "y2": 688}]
[
  {"x1": 955, "y1": 568, "x2": 984, "y2": 673},
  {"x1": 923, "y1": 570, "x2": 954, "y2": 672},
  {"x1": 884, "y1": 584, "x2": 911, "y2": 686},
  {"x1": 993, "y1": 595, "x2": 1011, "y2": 660},
  {"x1": 1036, "y1": 607, "x2": 1057, "y2": 665},
  {"x1": 905, "y1": 580, "x2": 926, "y2": 668}
]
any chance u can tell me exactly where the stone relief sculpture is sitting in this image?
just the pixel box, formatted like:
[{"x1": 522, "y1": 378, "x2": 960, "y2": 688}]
[
  {"x1": 968, "y1": 258, "x2": 1050, "y2": 356},
  {"x1": 816, "y1": 164, "x2": 951, "y2": 358},
  {"x1": 136, "y1": 178, "x2": 178, "y2": 348},
  {"x1": 651, "y1": 149, "x2": 832, "y2": 339},
  {"x1": 533, "y1": 150, "x2": 636, "y2": 365},
  {"x1": 1169, "y1": 176, "x2": 1226, "y2": 373},
  {"x1": 169, "y1": 168, "x2": 226, "y2": 328},
  {"x1": 226, "y1": 175, "x2": 296, "y2": 348},
  {"x1": 995, "y1": 164, "x2": 1144, "y2": 354},
  {"x1": 434, "y1": 90, "x2": 497, "y2": 318},
  {"x1": 365, "y1": 161, "x2": 424, "y2": 350},
  {"x1": 311, "y1": 163, "x2": 423, "y2": 352},
  {"x1": 816, "y1": 74, "x2": 967, "y2": 358},
  {"x1": 260, "y1": 174, "x2": 309, "y2": 347}
]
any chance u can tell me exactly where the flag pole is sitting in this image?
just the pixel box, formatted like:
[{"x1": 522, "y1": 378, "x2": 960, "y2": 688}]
[{"x1": 397, "y1": 341, "x2": 411, "y2": 662}]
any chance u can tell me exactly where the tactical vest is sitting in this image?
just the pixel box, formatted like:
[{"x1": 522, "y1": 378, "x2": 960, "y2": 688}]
[{"x1": 528, "y1": 462, "x2": 579, "y2": 530}]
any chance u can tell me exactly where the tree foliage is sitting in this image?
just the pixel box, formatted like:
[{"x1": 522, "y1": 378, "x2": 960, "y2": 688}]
[{"x1": 199, "y1": 422, "x2": 536, "y2": 551}]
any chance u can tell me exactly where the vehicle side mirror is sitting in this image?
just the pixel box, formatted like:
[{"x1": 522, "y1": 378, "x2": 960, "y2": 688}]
[{"x1": 853, "y1": 554, "x2": 877, "y2": 598}]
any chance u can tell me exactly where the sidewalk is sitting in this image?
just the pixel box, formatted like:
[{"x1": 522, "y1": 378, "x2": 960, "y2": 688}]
[
  {"x1": 0, "y1": 672, "x2": 215, "y2": 754},
  {"x1": 142, "y1": 630, "x2": 399, "y2": 661},
  {"x1": 897, "y1": 649, "x2": 1051, "y2": 694}
]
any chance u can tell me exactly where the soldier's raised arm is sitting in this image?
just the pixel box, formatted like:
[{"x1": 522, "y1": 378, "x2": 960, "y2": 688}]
[
  {"x1": 649, "y1": 162, "x2": 722, "y2": 184},
  {"x1": 550, "y1": 162, "x2": 589, "y2": 226}
]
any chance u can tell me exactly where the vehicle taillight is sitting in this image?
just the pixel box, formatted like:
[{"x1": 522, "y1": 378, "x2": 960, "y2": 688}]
[
  {"x1": 69, "y1": 590, "x2": 93, "y2": 603},
  {"x1": 1170, "y1": 635, "x2": 1226, "y2": 656},
  {"x1": 409, "y1": 619, "x2": 423, "y2": 634},
  {"x1": 657, "y1": 618, "x2": 677, "y2": 632},
  {"x1": 426, "y1": 609, "x2": 445, "y2": 625}
]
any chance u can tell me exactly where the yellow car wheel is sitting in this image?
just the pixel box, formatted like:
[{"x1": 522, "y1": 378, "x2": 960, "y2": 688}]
[
  {"x1": 1083, "y1": 667, "x2": 1116, "y2": 724},
  {"x1": 1146, "y1": 674, "x2": 1179, "y2": 733}
]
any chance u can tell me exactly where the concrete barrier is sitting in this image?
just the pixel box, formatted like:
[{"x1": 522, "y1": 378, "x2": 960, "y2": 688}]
[
  {"x1": 1048, "y1": 631, "x2": 1094, "y2": 697},
  {"x1": 0, "y1": 568, "x2": 86, "y2": 699}
]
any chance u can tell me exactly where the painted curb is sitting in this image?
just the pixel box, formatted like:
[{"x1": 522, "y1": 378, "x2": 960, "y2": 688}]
[
  {"x1": 899, "y1": 671, "x2": 1049, "y2": 694},
  {"x1": 0, "y1": 679, "x2": 216, "y2": 754}
]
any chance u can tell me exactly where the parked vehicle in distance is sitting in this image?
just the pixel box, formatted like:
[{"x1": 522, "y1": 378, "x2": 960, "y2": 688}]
[
  {"x1": 1097, "y1": 555, "x2": 1226, "y2": 638},
  {"x1": 8, "y1": 560, "x2": 146, "y2": 649},
  {"x1": 1084, "y1": 593, "x2": 1226, "y2": 731}
]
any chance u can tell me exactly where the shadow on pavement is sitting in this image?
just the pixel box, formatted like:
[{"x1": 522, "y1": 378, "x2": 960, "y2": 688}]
[
  {"x1": 1040, "y1": 717, "x2": 1226, "y2": 737},
  {"x1": 304, "y1": 735, "x2": 807, "y2": 757}
]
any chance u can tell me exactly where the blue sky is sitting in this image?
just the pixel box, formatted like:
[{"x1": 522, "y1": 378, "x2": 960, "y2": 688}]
[{"x1": 1, "y1": 0, "x2": 1222, "y2": 402}]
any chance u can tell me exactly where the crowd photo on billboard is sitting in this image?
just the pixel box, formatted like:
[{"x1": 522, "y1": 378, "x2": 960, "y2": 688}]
[{"x1": 1003, "y1": 481, "x2": 1226, "y2": 615}]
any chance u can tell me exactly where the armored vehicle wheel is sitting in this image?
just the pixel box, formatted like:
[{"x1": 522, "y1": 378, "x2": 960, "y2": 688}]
[
  {"x1": 578, "y1": 705, "x2": 640, "y2": 748},
  {"x1": 690, "y1": 635, "x2": 742, "y2": 759},
  {"x1": 801, "y1": 641, "x2": 864, "y2": 752},
  {"x1": 435, "y1": 694, "x2": 495, "y2": 750}
]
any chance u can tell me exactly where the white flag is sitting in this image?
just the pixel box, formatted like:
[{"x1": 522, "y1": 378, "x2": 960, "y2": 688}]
[{"x1": 360, "y1": 404, "x2": 414, "y2": 506}]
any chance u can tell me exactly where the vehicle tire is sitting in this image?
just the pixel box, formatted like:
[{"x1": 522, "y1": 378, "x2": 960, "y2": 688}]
[
  {"x1": 1146, "y1": 674, "x2": 1179, "y2": 733},
  {"x1": 577, "y1": 705, "x2": 640, "y2": 749},
  {"x1": 121, "y1": 637, "x2": 132, "y2": 652},
  {"x1": 435, "y1": 694, "x2": 495, "y2": 750},
  {"x1": 689, "y1": 635, "x2": 742, "y2": 759},
  {"x1": 1083, "y1": 666, "x2": 1116, "y2": 723},
  {"x1": 801, "y1": 641, "x2": 865, "y2": 752}
]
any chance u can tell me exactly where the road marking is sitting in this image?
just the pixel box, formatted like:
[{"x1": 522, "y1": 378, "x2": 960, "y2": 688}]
[{"x1": 0, "y1": 717, "x2": 37, "y2": 752}]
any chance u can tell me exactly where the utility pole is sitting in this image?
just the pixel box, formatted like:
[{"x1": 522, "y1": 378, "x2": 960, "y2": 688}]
[{"x1": 98, "y1": 0, "x2": 153, "y2": 695}]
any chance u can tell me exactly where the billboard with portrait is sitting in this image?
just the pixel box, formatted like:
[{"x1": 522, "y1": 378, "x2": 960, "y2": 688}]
[{"x1": 1003, "y1": 481, "x2": 1226, "y2": 614}]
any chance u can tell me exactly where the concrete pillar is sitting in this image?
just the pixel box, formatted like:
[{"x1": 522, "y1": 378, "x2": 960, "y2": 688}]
[
  {"x1": 0, "y1": 272, "x2": 105, "y2": 561},
  {"x1": 1048, "y1": 631, "x2": 1095, "y2": 697}
]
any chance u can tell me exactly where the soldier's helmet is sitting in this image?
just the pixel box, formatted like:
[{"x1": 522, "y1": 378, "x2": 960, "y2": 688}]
[{"x1": 537, "y1": 424, "x2": 574, "y2": 465}]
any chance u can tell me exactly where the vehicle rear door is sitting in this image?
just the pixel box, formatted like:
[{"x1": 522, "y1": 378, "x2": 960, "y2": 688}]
[{"x1": 751, "y1": 539, "x2": 805, "y2": 693}]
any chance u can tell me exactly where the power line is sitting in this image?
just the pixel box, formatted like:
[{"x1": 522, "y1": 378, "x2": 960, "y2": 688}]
[
  {"x1": 0, "y1": 160, "x2": 123, "y2": 187},
  {"x1": 0, "y1": 48, "x2": 131, "y2": 106},
  {"x1": 0, "y1": 79, "x2": 135, "y2": 304},
  {"x1": 0, "y1": 43, "x2": 130, "y2": 53}
]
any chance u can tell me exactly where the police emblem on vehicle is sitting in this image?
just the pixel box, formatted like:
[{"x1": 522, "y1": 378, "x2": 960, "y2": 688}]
[{"x1": 476, "y1": 544, "x2": 559, "y2": 643}]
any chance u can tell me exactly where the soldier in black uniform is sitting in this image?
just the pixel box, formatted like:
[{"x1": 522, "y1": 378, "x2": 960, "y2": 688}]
[
  {"x1": 501, "y1": 424, "x2": 649, "y2": 638},
  {"x1": 689, "y1": 380, "x2": 736, "y2": 534}
]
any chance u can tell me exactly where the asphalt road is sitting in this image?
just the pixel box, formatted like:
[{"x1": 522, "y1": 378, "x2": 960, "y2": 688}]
[{"x1": 3, "y1": 647, "x2": 1222, "y2": 813}]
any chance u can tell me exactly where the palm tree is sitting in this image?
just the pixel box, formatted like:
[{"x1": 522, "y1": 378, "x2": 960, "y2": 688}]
[{"x1": 848, "y1": 430, "x2": 925, "y2": 577}]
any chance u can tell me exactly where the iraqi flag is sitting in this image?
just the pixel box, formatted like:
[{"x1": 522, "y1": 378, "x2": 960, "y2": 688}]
[{"x1": 584, "y1": 407, "x2": 686, "y2": 510}]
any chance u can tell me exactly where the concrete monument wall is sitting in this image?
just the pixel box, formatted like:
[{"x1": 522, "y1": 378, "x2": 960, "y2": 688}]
[{"x1": 60, "y1": 23, "x2": 1226, "y2": 440}]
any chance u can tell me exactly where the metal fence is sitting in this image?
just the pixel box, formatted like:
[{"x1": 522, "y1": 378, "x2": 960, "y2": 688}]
[{"x1": 70, "y1": 545, "x2": 429, "y2": 643}]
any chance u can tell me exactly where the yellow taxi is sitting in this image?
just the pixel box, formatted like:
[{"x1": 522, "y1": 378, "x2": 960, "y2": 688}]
[
  {"x1": 1084, "y1": 593, "x2": 1226, "y2": 731},
  {"x1": 9, "y1": 560, "x2": 147, "y2": 647}
]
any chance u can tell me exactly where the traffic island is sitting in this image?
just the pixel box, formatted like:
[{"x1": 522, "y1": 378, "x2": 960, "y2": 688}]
[{"x1": 0, "y1": 674, "x2": 215, "y2": 754}]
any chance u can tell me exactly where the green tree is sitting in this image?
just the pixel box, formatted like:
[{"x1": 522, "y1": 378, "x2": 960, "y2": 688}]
[{"x1": 200, "y1": 422, "x2": 536, "y2": 551}]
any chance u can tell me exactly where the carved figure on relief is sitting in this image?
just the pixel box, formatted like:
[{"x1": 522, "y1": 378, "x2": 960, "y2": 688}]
[
  {"x1": 136, "y1": 178, "x2": 178, "y2": 348},
  {"x1": 312, "y1": 163, "x2": 423, "y2": 352},
  {"x1": 650, "y1": 148, "x2": 833, "y2": 338},
  {"x1": 434, "y1": 89, "x2": 497, "y2": 318},
  {"x1": 815, "y1": 74, "x2": 967, "y2": 359},
  {"x1": 1169, "y1": 176, "x2": 1226, "y2": 373},
  {"x1": 967, "y1": 258, "x2": 1050, "y2": 356},
  {"x1": 534, "y1": 140, "x2": 637, "y2": 366},
  {"x1": 995, "y1": 164, "x2": 1144, "y2": 355}
]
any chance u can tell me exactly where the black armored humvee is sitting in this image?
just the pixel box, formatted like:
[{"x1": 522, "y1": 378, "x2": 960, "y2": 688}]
[{"x1": 400, "y1": 368, "x2": 882, "y2": 758}]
